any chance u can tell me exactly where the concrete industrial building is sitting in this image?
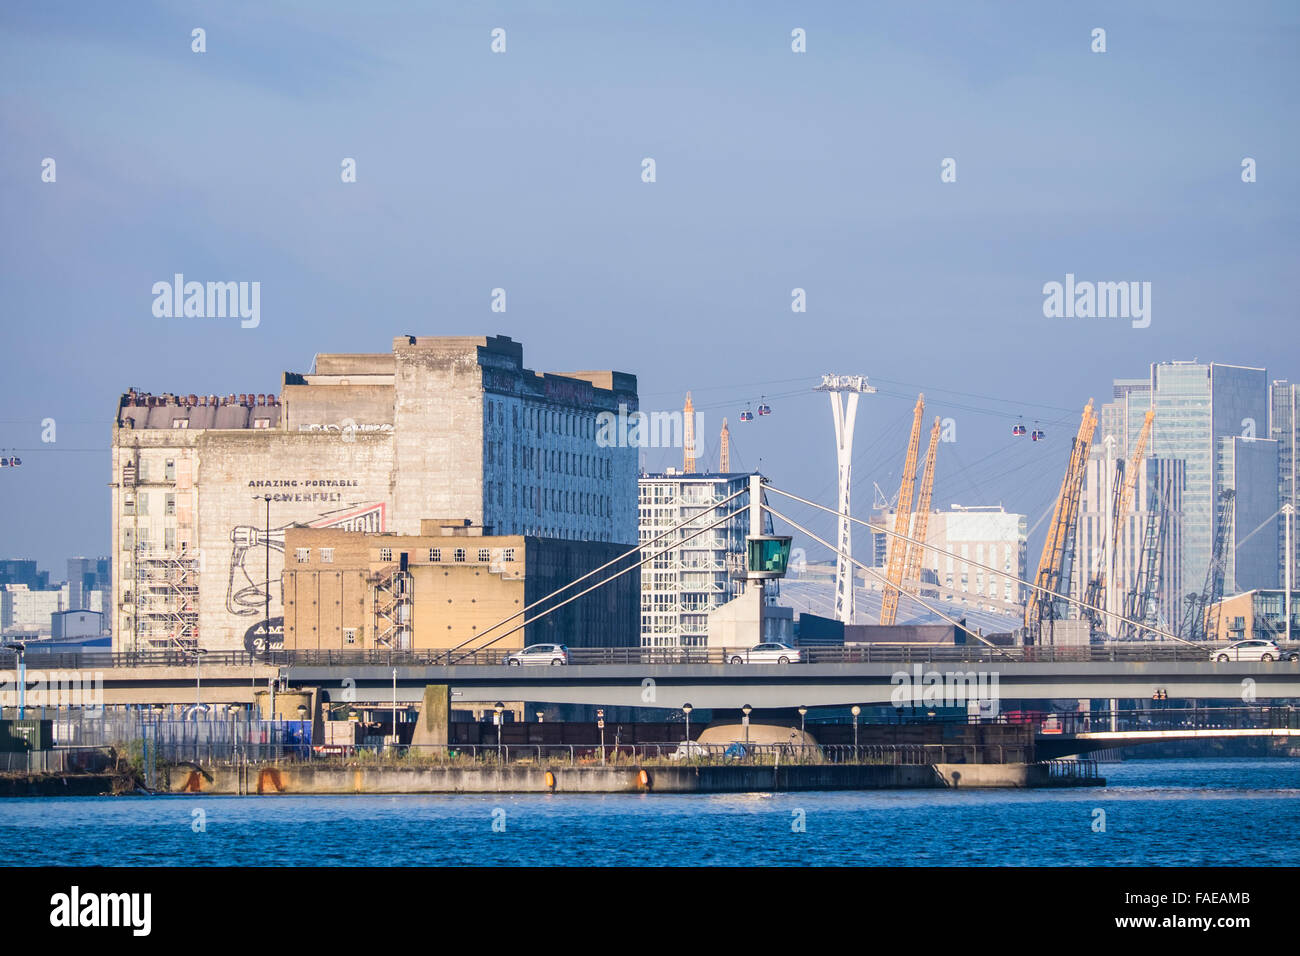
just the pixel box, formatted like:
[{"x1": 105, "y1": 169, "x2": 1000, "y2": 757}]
[
  {"x1": 869, "y1": 504, "x2": 1028, "y2": 615},
  {"x1": 280, "y1": 520, "x2": 638, "y2": 653},
  {"x1": 111, "y1": 335, "x2": 639, "y2": 653},
  {"x1": 637, "y1": 471, "x2": 765, "y2": 649}
]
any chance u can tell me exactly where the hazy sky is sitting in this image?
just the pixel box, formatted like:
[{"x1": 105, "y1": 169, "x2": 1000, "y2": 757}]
[{"x1": 2, "y1": 1, "x2": 1297, "y2": 575}]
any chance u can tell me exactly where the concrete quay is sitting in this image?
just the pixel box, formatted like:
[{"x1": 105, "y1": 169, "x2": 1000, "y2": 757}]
[{"x1": 160, "y1": 761, "x2": 1104, "y2": 795}]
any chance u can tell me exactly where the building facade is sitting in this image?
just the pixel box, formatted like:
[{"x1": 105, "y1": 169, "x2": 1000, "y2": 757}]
[
  {"x1": 1073, "y1": 453, "x2": 1185, "y2": 635},
  {"x1": 1099, "y1": 361, "x2": 1274, "y2": 624},
  {"x1": 111, "y1": 335, "x2": 639, "y2": 652},
  {"x1": 637, "y1": 471, "x2": 760, "y2": 648},
  {"x1": 1206, "y1": 588, "x2": 1300, "y2": 642},
  {"x1": 870, "y1": 504, "x2": 1028, "y2": 615},
  {"x1": 280, "y1": 520, "x2": 638, "y2": 653},
  {"x1": 1271, "y1": 381, "x2": 1299, "y2": 591}
]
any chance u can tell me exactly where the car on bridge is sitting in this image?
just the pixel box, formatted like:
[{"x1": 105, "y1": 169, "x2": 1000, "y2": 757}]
[
  {"x1": 727, "y1": 642, "x2": 803, "y2": 665},
  {"x1": 504, "y1": 643, "x2": 570, "y2": 666},
  {"x1": 1209, "y1": 640, "x2": 1297, "y2": 662}
]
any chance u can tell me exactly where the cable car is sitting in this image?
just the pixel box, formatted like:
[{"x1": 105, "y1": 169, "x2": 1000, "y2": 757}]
[
  {"x1": 1012, "y1": 421, "x2": 1027, "y2": 437},
  {"x1": 757, "y1": 396, "x2": 771, "y2": 416},
  {"x1": 739, "y1": 407, "x2": 755, "y2": 423},
  {"x1": 1031, "y1": 426, "x2": 1045, "y2": 442}
]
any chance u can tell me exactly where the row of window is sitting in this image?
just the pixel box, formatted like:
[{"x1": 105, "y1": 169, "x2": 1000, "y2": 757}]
[{"x1": 295, "y1": 547, "x2": 518, "y2": 564}]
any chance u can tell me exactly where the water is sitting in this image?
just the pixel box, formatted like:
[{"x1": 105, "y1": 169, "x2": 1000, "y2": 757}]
[{"x1": 2, "y1": 759, "x2": 1298, "y2": 866}]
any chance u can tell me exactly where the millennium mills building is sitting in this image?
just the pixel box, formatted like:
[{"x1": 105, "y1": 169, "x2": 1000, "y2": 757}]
[{"x1": 111, "y1": 335, "x2": 640, "y2": 654}]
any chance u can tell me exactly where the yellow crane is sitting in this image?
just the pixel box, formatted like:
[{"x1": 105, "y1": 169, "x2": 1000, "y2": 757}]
[
  {"x1": 1025, "y1": 399, "x2": 1098, "y2": 642},
  {"x1": 880, "y1": 395, "x2": 926, "y2": 625},
  {"x1": 718, "y1": 418, "x2": 731, "y2": 473},
  {"x1": 1084, "y1": 409, "x2": 1155, "y2": 632},
  {"x1": 899, "y1": 416, "x2": 942, "y2": 611},
  {"x1": 683, "y1": 393, "x2": 696, "y2": 474}
]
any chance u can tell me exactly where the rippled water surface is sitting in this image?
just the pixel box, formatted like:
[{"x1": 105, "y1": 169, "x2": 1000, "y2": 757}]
[{"x1": 2, "y1": 759, "x2": 1297, "y2": 866}]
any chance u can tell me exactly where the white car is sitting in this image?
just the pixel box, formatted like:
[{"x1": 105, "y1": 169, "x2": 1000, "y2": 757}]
[
  {"x1": 505, "y1": 643, "x2": 570, "y2": 666},
  {"x1": 728, "y1": 642, "x2": 802, "y2": 665},
  {"x1": 1209, "y1": 640, "x2": 1292, "y2": 662}
]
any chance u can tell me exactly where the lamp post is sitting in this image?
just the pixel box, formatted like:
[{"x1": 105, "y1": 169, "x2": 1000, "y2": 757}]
[
  {"x1": 596, "y1": 708, "x2": 605, "y2": 765},
  {"x1": 297, "y1": 704, "x2": 308, "y2": 758},
  {"x1": 494, "y1": 702, "x2": 505, "y2": 762},
  {"x1": 682, "y1": 703, "x2": 693, "y2": 750},
  {"x1": 798, "y1": 706, "x2": 808, "y2": 762},
  {"x1": 12, "y1": 642, "x2": 26, "y2": 720},
  {"x1": 742, "y1": 704, "x2": 752, "y2": 748},
  {"x1": 851, "y1": 705, "x2": 861, "y2": 761},
  {"x1": 392, "y1": 668, "x2": 398, "y2": 751}
]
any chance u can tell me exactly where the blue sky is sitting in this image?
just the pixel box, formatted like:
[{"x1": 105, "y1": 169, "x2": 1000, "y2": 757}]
[{"x1": 1, "y1": 1, "x2": 1297, "y2": 573}]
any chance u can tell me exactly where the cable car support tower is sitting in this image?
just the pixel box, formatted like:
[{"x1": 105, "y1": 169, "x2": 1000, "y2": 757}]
[{"x1": 815, "y1": 373, "x2": 876, "y2": 624}]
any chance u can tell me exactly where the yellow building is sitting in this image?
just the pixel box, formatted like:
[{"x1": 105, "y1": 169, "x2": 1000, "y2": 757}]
[{"x1": 281, "y1": 519, "x2": 637, "y2": 652}]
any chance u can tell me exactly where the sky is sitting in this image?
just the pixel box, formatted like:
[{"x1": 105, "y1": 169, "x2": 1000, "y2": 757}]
[{"x1": 1, "y1": 1, "x2": 1297, "y2": 576}]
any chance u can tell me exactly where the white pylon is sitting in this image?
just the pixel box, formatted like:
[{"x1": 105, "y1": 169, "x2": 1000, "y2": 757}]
[{"x1": 814, "y1": 374, "x2": 876, "y2": 624}]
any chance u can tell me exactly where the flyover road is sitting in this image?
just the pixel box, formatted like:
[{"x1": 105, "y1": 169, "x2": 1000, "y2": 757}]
[{"x1": 284, "y1": 660, "x2": 1300, "y2": 709}]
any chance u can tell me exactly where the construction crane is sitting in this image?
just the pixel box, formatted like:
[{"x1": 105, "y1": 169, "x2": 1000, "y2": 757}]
[
  {"x1": 1122, "y1": 477, "x2": 1170, "y2": 640},
  {"x1": 1084, "y1": 409, "x2": 1155, "y2": 636},
  {"x1": 1183, "y1": 490, "x2": 1236, "y2": 641},
  {"x1": 899, "y1": 416, "x2": 942, "y2": 610},
  {"x1": 880, "y1": 395, "x2": 926, "y2": 626},
  {"x1": 1024, "y1": 399, "x2": 1098, "y2": 643},
  {"x1": 718, "y1": 418, "x2": 730, "y2": 473},
  {"x1": 683, "y1": 393, "x2": 696, "y2": 474}
]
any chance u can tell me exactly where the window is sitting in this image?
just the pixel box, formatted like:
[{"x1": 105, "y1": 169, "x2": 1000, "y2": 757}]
[
  {"x1": 122, "y1": 529, "x2": 134, "y2": 551},
  {"x1": 454, "y1": 548, "x2": 466, "y2": 563},
  {"x1": 123, "y1": 496, "x2": 135, "y2": 515},
  {"x1": 320, "y1": 548, "x2": 334, "y2": 564},
  {"x1": 344, "y1": 628, "x2": 357, "y2": 646},
  {"x1": 136, "y1": 494, "x2": 149, "y2": 516},
  {"x1": 164, "y1": 527, "x2": 176, "y2": 549},
  {"x1": 478, "y1": 548, "x2": 490, "y2": 562},
  {"x1": 253, "y1": 418, "x2": 270, "y2": 429},
  {"x1": 295, "y1": 548, "x2": 310, "y2": 563},
  {"x1": 165, "y1": 494, "x2": 176, "y2": 516},
  {"x1": 379, "y1": 548, "x2": 393, "y2": 562},
  {"x1": 429, "y1": 548, "x2": 441, "y2": 562},
  {"x1": 171, "y1": 418, "x2": 189, "y2": 429},
  {"x1": 503, "y1": 548, "x2": 515, "y2": 562},
  {"x1": 165, "y1": 459, "x2": 176, "y2": 481}
]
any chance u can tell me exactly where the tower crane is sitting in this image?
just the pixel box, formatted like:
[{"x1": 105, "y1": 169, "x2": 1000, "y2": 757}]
[
  {"x1": 718, "y1": 418, "x2": 731, "y2": 473},
  {"x1": 683, "y1": 393, "x2": 696, "y2": 474},
  {"x1": 880, "y1": 395, "x2": 926, "y2": 626},
  {"x1": 1122, "y1": 477, "x2": 1170, "y2": 640},
  {"x1": 1025, "y1": 399, "x2": 1098, "y2": 643},
  {"x1": 1084, "y1": 409, "x2": 1154, "y2": 636},
  {"x1": 1183, "y1": 490, "x2": 1236, "y2": 641},
  {"x1": 899, "y1": 416, "x2": 942, "y2": 611}
]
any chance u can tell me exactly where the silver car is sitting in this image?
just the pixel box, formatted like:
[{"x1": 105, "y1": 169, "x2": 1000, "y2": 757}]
[
  {"x1": 728, "y1": 642, "x2": 802, "y2": 665},
  {"x1": 505, "y1": 643, "x2": 570, "y2": 666},
  {"x1": 1209, "y1": 640, "x2": 1291, "y2": 662}
]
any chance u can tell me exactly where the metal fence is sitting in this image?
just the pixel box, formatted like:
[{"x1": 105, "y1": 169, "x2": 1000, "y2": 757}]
[
  {"x1": 4, "y1": 641, "x2": 1297, "y2": 671},
  {"x1": 0, "y1": 747, "x2": 115, "y2": 774}
]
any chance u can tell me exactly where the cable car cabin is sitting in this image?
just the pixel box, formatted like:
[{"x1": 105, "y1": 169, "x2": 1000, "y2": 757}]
[
  {"x1": 745, "y1": 535, "x2": 792, "y2": 579},
  {"x1": 1012, "y1": 423, "x2": 1026, "y2": 436},
  {"x1": 757, "y1": 399, "x2": 771, "y2": 416},
  {"x1": 739, "y1": 409, "x2": 755, "y2": 422},
  {"x1": 1031, "y1": 430, "x2": 1044, "y2": 442}
]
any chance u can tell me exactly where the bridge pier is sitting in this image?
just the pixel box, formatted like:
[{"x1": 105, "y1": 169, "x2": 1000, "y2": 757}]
[{"x1": 409, "y1": 684, "x2": 450, "y2": 748}]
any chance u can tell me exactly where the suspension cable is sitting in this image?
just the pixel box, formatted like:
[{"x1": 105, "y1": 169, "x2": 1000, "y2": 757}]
[
  {"x1": 766, "y1": 484, "x2": 1201, "y2": 647},
  {"x1": 764, "y1": 504, "x2": 1017, "y2": 660},
  {"x1": 448, "y1": 484, "x2": 749, "y2": 653},
  {"x1": 450, "y1": 505, "x2": 749, "y2": 662}
]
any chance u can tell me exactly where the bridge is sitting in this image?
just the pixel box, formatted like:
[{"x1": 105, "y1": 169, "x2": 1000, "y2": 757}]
[{"x1": 5, "y1": 646, "x2": 1299, "y2": 709}]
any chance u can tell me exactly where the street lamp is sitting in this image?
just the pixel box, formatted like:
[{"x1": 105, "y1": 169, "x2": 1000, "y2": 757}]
[
  {"x1": 742, "y1": 704, "x2": 752, "y2": 747},
  {"x1": 494, "y1": 702, "x2": 505, "y2": 761},
  {"x1": 682, "y1": 703, "x2": 693, "y2": 749},
  {"x1": 798, "y1": 706, "x2": 808, "y2": 762},
  {"x1": 596, "y1": 708, "x2": 606, "y2": 765},
  {"x1": 11, "y1": 642, "x2": 26, "y2": 720},
  {"x1": 535, "y1": 710, "x2": 544, "y2": 723},
  {"x1": 297, "y1": 704, "x2": 308, "y2": 757},
  {"x1": 851, "y1": 705, "x2": 861, "y2": 761}
]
